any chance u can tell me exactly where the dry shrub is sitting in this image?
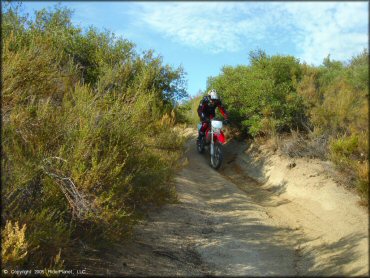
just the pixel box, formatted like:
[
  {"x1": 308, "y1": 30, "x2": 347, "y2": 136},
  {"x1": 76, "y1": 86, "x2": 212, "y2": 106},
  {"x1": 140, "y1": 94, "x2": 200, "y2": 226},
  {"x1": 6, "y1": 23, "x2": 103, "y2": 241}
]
[
  {"x1": 296, "y1": 52, "x2": 368, "y2": 202},
  {"x1": 329, "y1": 134, "x2": 369, "y2": 201},
  {"x1": 279, "y1": 130, "x2": 328, "y2": 159},
  {"x1": 357, "y1": 162, "x2": 369, "y2": 205},
  {"x1": 2, "y1": 221, "x2": 29, "y2": 268}
]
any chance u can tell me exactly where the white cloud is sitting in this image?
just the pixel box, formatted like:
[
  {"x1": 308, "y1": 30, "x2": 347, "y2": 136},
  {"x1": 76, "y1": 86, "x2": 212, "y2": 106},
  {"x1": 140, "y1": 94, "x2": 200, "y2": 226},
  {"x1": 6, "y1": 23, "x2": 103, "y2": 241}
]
[
  {"x1": 131, "y1": 2, "x2": 270, "y2": 54},
  {"x1": 276, "y1": 2, "x2": 369, "y2": 64},
  {"x1": 121, "y1": 2, "x2": 368, "y2": 64}
]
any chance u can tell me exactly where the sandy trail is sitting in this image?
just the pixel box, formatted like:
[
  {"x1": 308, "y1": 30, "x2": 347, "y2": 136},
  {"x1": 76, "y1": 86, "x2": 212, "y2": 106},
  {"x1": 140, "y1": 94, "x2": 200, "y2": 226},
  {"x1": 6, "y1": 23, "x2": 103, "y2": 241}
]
[
  {"x1": 89, "y1": 133, "x2": 368, "y2": 276},
  {"x1": 220, "y1": 139, "x2": 368, "y2": 276}
]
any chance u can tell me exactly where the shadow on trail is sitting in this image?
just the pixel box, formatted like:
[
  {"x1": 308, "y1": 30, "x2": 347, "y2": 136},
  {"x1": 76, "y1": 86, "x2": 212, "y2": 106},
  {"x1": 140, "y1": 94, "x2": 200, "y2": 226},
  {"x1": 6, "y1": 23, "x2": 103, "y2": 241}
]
[{"x1": 299, "y1": 232, "x2": 368, "y2": 276}]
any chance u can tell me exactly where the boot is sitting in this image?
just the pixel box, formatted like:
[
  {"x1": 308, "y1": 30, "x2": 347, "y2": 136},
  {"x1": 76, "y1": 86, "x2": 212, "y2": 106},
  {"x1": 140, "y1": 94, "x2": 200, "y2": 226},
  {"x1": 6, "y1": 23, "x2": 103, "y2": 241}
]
[{"x1": 197, "y1": 131, "x2": 205, "y2": 141}]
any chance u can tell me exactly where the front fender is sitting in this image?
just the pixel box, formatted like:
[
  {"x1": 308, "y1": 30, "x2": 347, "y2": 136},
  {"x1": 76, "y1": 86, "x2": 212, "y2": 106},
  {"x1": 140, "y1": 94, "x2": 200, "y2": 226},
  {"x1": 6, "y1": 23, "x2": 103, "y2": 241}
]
[{"x1": 214, "y1": 131, "x2": 226, "y2": 144}]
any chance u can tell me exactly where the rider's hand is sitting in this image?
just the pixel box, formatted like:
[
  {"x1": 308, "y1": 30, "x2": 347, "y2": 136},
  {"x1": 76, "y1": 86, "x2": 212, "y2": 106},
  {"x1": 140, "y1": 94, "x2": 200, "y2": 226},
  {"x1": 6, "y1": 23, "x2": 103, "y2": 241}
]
[{"x1": 223, "y1": 119, "x2": 230, "y2": 125}]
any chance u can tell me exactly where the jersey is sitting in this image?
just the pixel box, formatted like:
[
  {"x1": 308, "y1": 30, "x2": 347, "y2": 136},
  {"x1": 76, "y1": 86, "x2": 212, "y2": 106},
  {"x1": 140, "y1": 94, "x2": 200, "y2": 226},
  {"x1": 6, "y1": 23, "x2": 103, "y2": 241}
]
[{"x1": 197, "y1": 95, "x2": 228, "y2": 120}]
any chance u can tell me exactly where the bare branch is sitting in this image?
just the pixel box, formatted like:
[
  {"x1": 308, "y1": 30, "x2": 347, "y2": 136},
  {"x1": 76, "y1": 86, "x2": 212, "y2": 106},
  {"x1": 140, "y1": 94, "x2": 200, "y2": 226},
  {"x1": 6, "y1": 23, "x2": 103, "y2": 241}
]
[{"x1": 41, "y1": 157, "x2": 97, "y2": 220}]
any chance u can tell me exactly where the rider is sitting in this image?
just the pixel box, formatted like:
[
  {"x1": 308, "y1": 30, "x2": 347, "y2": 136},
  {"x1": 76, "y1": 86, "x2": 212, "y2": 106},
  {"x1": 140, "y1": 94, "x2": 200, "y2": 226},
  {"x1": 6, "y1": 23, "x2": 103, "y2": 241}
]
[{"x1": 197, "y1": 89, "x2": 228, "y2": 141}]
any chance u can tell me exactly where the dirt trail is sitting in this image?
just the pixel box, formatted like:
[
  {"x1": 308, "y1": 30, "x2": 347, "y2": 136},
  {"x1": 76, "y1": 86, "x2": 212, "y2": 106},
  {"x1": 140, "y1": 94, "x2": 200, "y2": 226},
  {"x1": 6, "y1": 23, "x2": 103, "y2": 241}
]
[
  {"x1": 89, "y1": 131, "x2": 368, "y2": 276},
  {"x1": 220, "y1": 139, "x2": 369, "y2": 276}
]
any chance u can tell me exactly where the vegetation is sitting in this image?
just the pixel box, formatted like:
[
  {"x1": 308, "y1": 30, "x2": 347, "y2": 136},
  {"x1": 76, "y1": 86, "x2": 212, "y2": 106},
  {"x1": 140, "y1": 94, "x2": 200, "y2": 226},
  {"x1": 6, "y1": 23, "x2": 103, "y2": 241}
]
[
  {"x1": 181, "y1": 49, "x2": 368, "y2": 203},
  {"x1": 175, "y1": 91, "x2": 203, "y2": 126},
  {"x1": 2, "y1": 2, "x2": 368, "y2": 271},
  {"x1": 2, "y1": 3, "x2": 188, "y2": 268},
  {"x1": 206, "y1": 50, "x2": 306, "y2": 136}
]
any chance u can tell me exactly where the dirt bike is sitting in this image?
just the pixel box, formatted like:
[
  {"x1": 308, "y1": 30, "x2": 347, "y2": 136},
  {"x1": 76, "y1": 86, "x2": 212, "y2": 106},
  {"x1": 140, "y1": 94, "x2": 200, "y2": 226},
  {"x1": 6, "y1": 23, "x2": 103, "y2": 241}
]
[{"x1": 196, "y1": 119, "x2": 227, "y2": 169}]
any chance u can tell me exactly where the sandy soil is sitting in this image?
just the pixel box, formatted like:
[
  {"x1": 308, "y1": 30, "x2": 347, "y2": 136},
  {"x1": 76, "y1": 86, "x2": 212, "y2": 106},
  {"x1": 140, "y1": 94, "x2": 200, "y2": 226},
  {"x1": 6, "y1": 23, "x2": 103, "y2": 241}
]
[
  {"x1": 220, "y1": 139, "x2": 369, "y2": 276},
  {"x1": 82, "y1": 130, "x2": 368, "y2": 276}
]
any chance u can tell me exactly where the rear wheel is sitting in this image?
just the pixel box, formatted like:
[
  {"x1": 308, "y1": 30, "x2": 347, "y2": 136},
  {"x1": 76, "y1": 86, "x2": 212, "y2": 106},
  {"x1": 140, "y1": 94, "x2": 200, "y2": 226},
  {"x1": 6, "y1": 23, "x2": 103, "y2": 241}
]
[{"x1": 210, "y1": 142, "x2": 223, "y2": 169}]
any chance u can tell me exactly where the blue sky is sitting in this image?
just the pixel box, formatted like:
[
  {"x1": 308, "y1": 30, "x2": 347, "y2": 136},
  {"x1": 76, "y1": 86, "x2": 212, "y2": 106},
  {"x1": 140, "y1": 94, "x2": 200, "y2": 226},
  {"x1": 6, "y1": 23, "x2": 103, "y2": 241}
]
[{"x1": 16, "y1": 1, "x2": 369, "y2": 97}]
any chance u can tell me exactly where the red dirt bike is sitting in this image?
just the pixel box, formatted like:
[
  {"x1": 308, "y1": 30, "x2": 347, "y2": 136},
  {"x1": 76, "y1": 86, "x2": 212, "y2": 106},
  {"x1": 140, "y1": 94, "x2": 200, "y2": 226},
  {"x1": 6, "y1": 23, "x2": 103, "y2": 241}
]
[{"x1": 196, "y1": 119, "x2": 227, "y2": 169}]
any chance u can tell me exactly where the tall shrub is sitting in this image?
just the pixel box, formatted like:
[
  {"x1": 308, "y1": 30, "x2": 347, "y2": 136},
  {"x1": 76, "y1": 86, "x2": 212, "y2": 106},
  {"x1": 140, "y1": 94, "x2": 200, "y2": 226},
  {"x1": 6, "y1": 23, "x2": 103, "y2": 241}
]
[{"x1": 2, "y1": 4, "x2": 188, "y2": 267}]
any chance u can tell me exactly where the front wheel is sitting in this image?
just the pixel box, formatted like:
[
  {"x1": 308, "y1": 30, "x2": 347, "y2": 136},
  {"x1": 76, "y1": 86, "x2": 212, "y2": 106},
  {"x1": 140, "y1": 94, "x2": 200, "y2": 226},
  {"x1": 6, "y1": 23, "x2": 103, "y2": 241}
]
[{"x1": 210, "y1": 142, "x2": 223, "y2": 169}]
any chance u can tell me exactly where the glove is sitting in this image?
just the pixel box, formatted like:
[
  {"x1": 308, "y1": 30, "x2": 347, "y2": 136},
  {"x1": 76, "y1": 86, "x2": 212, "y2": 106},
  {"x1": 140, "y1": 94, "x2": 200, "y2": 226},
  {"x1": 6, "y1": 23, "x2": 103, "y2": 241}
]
[{"x1": 223, "y1": 119, "x2": 230, "y2": 125}]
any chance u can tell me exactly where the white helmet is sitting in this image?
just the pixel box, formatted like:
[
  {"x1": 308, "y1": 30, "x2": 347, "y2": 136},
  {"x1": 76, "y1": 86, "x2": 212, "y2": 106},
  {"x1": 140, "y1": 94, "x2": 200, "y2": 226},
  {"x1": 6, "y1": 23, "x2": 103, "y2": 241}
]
[{"x1": 208, "y1": 89, "x2": 219, "y2": 100}]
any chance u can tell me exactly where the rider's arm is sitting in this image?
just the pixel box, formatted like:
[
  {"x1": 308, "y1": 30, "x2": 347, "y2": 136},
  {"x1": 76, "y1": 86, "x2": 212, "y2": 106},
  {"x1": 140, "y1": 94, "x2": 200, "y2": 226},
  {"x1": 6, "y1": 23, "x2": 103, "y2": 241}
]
[
  {"x1": 197, "y1": 97, "x2": 207, "y2": 119},
  {"x1": 217, "y1": 102, "x2": 228, "y2": 119}
]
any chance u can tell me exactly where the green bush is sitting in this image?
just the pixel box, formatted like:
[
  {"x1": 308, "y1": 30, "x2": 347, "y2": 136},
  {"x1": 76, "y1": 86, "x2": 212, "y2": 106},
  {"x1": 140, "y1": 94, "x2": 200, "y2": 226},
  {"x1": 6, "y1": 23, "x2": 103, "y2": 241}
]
[
  {"x1": 2, "y1": 4, "x2": 188, "y2": 268},
  {"x1": 207, "y1": 50, "x2": 305, "y2": 136},
  {"x1": 175, "y1": 93, "x2": 203, "y2": 126},
  {"x1": 330, "y1": 135, "x2": 359, "y2": 159},
  {"x1": 205, "y1": 48, "x2": 368, "y2": 202}
]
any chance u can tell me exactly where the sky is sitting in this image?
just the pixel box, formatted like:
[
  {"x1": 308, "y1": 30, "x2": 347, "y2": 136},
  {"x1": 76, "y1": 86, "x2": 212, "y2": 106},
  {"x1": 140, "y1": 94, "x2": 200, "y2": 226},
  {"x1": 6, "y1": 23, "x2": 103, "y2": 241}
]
[{"x1": 16, "y1": 1, "x2": 369, "y2": 97}]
